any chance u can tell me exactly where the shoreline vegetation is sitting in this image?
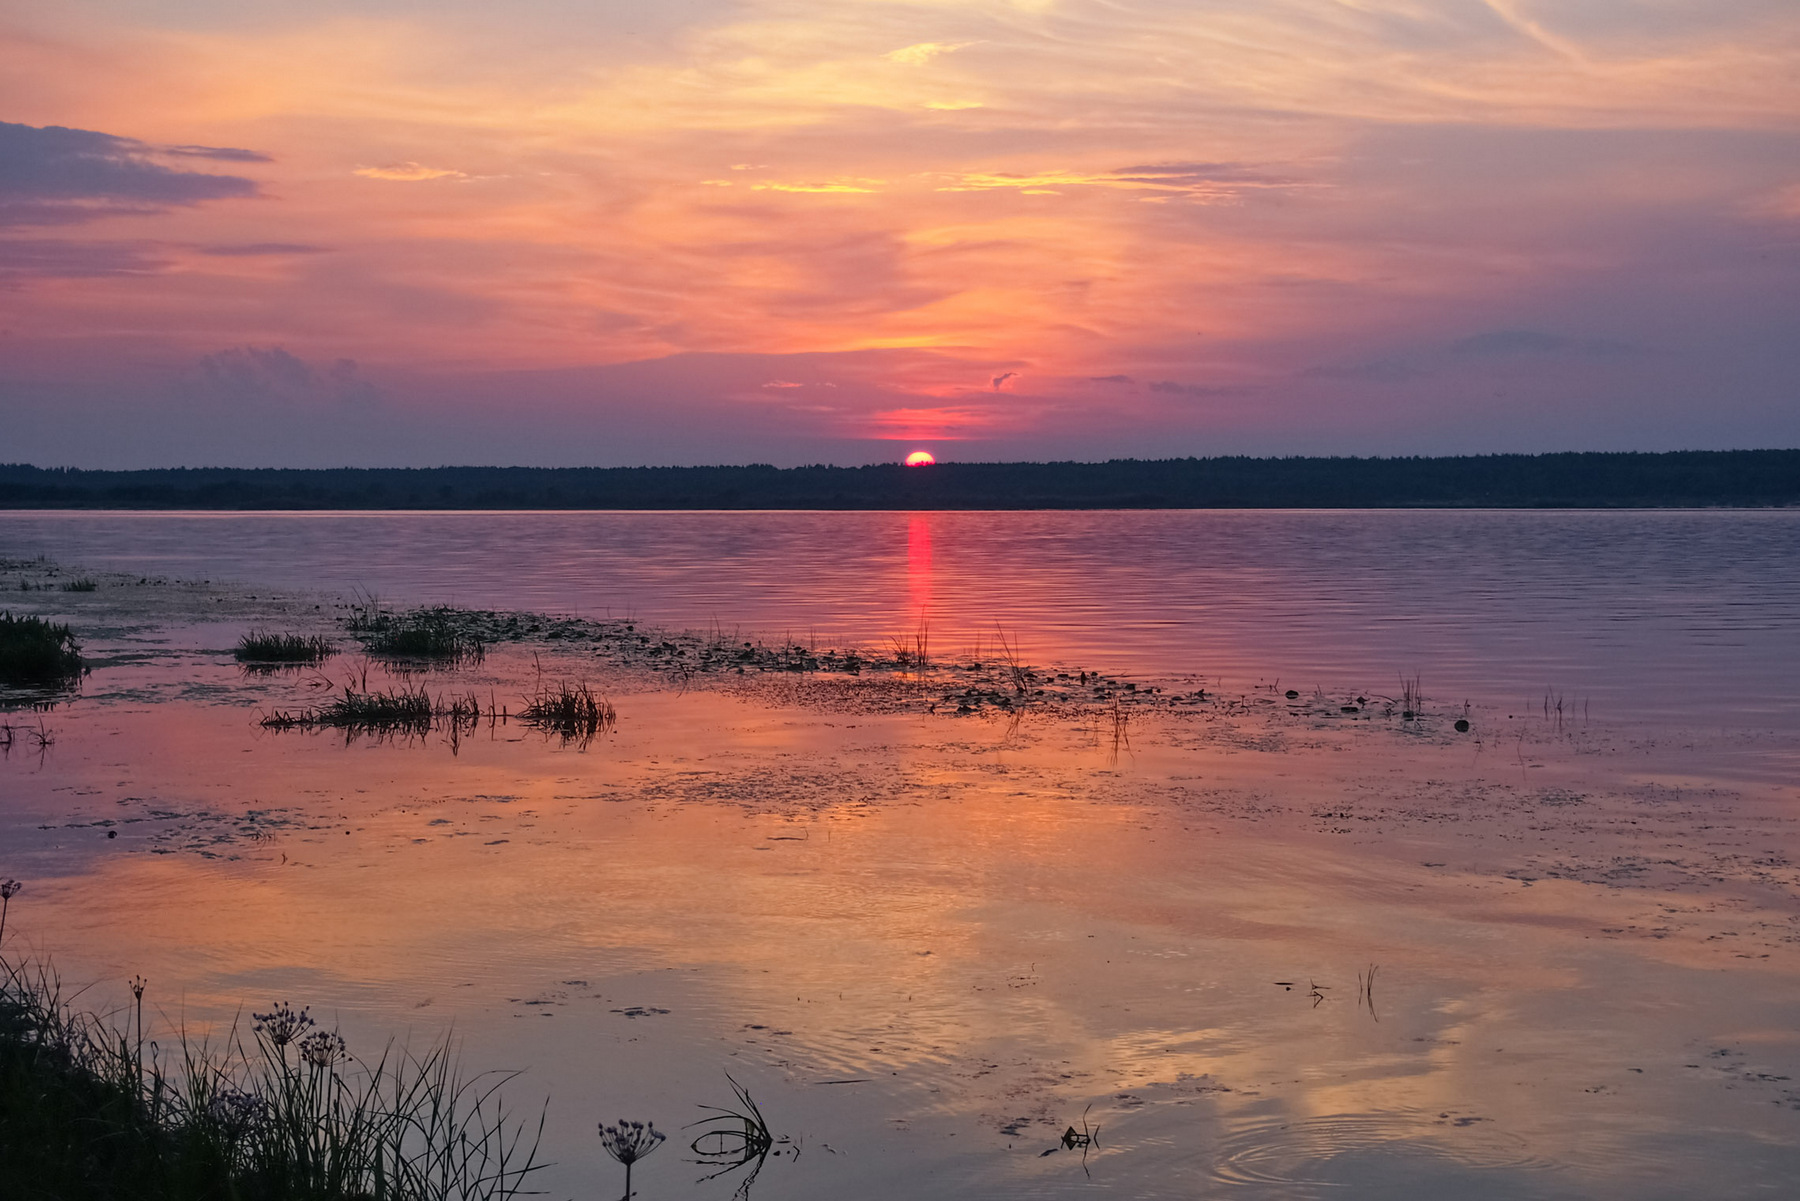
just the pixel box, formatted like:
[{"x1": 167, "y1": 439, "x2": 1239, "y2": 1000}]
[
  {"x1": 0, "y1": 918, "x2": 545, "y2": 1201},
  {"x1": 3, "y1": 450, "x2": 1799, "y2": 510},
  {"x1": 290, "y1": 599, "x2": 1443, "y2": 730},
  {"x1": 0, "y1": 612, "x2": 85, "y2": 690},
  {"x1": 0, "y1": 552, "x2": 1466, "y2": 730}
]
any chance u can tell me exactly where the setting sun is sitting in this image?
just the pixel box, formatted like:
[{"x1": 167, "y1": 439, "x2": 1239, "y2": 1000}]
[{"x1": 905, "y1": 451, "x2": 936, "y2": 467}]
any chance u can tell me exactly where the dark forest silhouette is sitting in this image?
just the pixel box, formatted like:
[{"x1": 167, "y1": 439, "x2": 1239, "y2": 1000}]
[{"x1": 2, "y1": 451, "x2": 1796, "y2": 509}]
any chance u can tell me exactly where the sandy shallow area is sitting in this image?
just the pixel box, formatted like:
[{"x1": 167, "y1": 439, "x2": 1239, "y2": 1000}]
[{"x1": 4, "y1": 560, "x2": 1800, "y2": 1199}]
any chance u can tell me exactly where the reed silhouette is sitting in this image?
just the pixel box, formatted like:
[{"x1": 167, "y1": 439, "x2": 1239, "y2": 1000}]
[
  {"x1": 235, "y1": 632, "x2": 335, "y2": 666},
  {"x1": 0, "y1": 612, "x2": 83, "y2": 688},
  {"x1": 0, "y1": 898, "x2": 544, "y2": 1201}
]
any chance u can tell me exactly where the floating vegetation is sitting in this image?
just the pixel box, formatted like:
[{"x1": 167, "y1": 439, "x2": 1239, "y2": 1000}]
[
  {"x1": 235, "y1": 631, "x2": 335, "y2": 666},
  {"x1": 0, "y1": 611, "x2": 84, "y2": 689},
  {"x1": 519, "y1": 680, "x2": 615, "y2": 746},
  {"x1": 57, "y1": 577, "x2": 98, "y2": 592},
  {"x1": 0, "y1": 903, "x2": 545, "y2": 1201}
]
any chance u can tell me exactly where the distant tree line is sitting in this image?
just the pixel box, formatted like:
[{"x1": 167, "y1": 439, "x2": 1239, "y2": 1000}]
[{"x1": 0, "y1": 451, "x2": 1796, "y2": 510}]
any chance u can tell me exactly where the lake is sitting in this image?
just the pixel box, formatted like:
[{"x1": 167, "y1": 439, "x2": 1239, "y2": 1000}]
[
  {"x1": 3, "y1": 509, "x2": 1798, "y2": 1199},
  {"x1": 6, "y1": 508, "x2": 1798, "y2": 731}
]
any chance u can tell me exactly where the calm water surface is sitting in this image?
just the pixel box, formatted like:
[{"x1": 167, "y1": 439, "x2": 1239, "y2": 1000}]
[
  {"x1": 6, "y1": 508, "x2": 1798, "y2": 729},
  {"x1": 3, "y1": 511, "x2": 1800, "y2": 1199}
]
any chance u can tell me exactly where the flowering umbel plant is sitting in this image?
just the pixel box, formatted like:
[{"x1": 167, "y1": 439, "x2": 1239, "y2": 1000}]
[
  {"x1": 206, "y1": 1087, "x2": 270, "y2": 1139},
  {"x1": 251, "y1": 1002, "x2": 315, "y2": 1049},
  {"x1": 298, "y1": 1029, "x2": 349, "y2": 1070},
  {"x1": 598, "y1": 1118, "x2": 666, "y2": 1200}
]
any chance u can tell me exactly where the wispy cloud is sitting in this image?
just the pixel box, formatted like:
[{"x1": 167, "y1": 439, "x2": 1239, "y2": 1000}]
[
  {"x1": 749, "y1": 178, "x2": 884, "y2": 193},
  {"x1": 1451, "y1": 329, "x2": 1635, "y2": 357},
  {"x1": 0, "y1": 238, "x2": 171, "y2": 280},
  {"x1": 164, "y1": 144, "x2": 273, "y2": 163},
  {"x1": 885, "y1": 41, "x2": 978, "y2": 66},
  {"x1": 353, "y1": 162, "x2": 466, "y2": 182},
  {"x1": 866, "y1": 405, "x2": 1003, "y2": 439},
  {"x1": 197, "y1": 242, "x2": 330, "y2": 257},
  {"x1": 933, "y1": 162, "x2": 1306, "y2": 202},
  {"x1": 1147, "y1": 380, "x2": 1250, "y2": 397},
  {"x1": 195, "y1": 346, "x2": 379, "y2": 407},
  {"x1": 0, "y1": 121, "x2": 259, "y2": 225}
]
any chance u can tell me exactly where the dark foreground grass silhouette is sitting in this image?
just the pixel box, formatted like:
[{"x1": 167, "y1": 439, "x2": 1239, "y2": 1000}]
[{"x1": 0, "y1": 888, "x2": 543, "y2": 1201}]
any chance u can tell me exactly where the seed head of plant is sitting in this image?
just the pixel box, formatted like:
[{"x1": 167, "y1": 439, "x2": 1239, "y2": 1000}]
[
  {"x1": 598, "y1": 1119, "x2": 666, "y2": 1166},
  {"x1": 252, "y1": 1002, "x2": 315, "y2": 1047},
  {"x1": 299, "y1": 1029, "x2": 349, "y2": 1070},
  {"x1": 0, "y1": 879, "x2": 20, "y2": 900},
  {"x1": 130, "y1": 974, "x2": 147, "y2": 1001}
]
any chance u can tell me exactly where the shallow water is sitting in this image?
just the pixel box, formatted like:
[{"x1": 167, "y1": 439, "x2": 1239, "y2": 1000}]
[
  {"x1": 3, "y1": 517, "x2": 1799, "y2": 1199},
  {"x1": 6, "y1": 508, "x2": 1799, "y2": 730}
]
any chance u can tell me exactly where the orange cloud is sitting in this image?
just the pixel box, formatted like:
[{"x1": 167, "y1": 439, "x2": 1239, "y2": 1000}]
[
  {"x1": 864, "y1": 406, "x2": 1008, "y2": 441},
  {"x1": 353, "y1": 162, "x2": 465, "y2": 182},
  {"x1": 885, "y1": 41, "x2": 978, "y2": 66}
]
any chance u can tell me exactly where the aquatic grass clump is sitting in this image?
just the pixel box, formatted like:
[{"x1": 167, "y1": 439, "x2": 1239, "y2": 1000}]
[
  {"x1": 320, "y1": 687, "x2": 437, "y2": 728},
  {"x1": 0, "y1": 611, "x2": 84, "y2": 688},
  {"x1": 687, "y1": 1073, "x2": 795, "y2": 1194},
  {"x1": 58, "y1": 577, "x2": 98, "y2": 593},
  {"x1": 351, "y1": 607, "x2": 485, "y2": 666},
  {"x1": 519, "y1": 681, "x2": 615, "y2": 746},
  {"x1": 235, "y1": 631, "x2": 335, "y2": 666},
  {"x1": 262, "y1": 685, "x2": 479, "y2": 734},
  {"x1": 0, "y1": 903, "x2": 544, "y2": 1201}
]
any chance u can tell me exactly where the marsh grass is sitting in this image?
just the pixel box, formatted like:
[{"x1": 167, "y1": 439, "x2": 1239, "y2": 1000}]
[
  {"x1": 992, "y1": 627, "x2": 1032, "y2": 695},
  {"x1": 1108, "y1": 699, "x2": 1131, "y2": 759},
  {"x1": 350, "y1": 608, "x2": 485, "y2": 666},
  {"x1": 0, "y1": 611, "x2": 84, "y2": 688},
  {"x1": 236, "y1": 631, "x2": 335, "y2": 666},
  {"x1": 519, "y1": 681, "x2": 615, "y2": 747},
  {"x1": 687, "y1": 1074, "x2": 792, "y2": 1199},
  {"x1": 261, "y1": 686, "x2": 481, "y2": 737},
  {"x1": 57, "y1": 578, "x2": 99, "y2": 593},
  {"x1": 0, "y1": 951, "x2": 544, "y2": 1201},
  {"x1": 1398, "y1": 674, "x2": 1422, "y2": 721},
  {"x1": 884, "y1": 616, "x2": 931, "y2": 672}
]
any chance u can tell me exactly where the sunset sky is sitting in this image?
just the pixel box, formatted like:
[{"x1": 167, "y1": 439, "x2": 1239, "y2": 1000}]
[{"x1": 2, "y1": 0, "x2": 1796, "y2": 467}]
